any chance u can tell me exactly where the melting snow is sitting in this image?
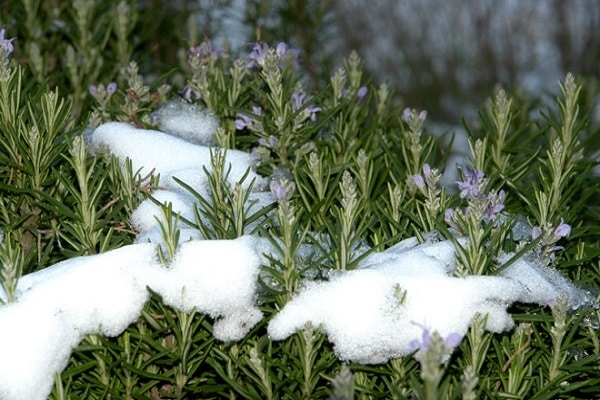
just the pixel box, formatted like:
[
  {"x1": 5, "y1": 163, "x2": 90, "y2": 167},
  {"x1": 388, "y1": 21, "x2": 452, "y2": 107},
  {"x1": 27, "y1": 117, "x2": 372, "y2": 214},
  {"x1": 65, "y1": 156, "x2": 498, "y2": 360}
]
[{"x1": 0, "y1": 107, "x2": 595, "y2": 399}]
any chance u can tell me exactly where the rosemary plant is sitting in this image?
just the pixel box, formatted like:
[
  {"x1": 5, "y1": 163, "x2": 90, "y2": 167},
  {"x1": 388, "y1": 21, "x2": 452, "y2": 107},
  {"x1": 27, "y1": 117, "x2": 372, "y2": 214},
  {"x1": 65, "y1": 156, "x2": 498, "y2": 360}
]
[{"x1": 0, "y1": 3, "x2": 597, "y2": 399}]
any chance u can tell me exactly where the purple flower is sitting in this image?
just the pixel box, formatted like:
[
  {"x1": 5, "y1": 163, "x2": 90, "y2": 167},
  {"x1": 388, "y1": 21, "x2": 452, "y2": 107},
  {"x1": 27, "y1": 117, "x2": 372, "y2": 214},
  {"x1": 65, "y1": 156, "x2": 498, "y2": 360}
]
[
  {"x1": 305, "y1": 104, "x2": 321, "y2": 121},
  {"x1": 248, "y1": 42, "x2": 270, "y2": 67},
  {"x1": 357, "y1": 86, "x2": 368, "y2": 100},
  {"x1": 422, "y1": 163, "x2": 432, "y2": 178},
  {"x1": 402, "y1": 108, "x2": 427, "y2": 124},
  {"x1": 553, "y1": 219, "x2": 571, "y2": 238},
  {"x1": 531, "y1": 226, "x2": 542, "y2": 240},
  {"x1": 456, "y1": 168, "x2": 487, "y2": 199},
  {"x1": 275, "y1": 42, "x2": 288, "y2": 57},
  {"x1": 489, "y1": 203, "x2": 505, "y2": 216},
  {"x1": 292, "y1": 92, "x2": 321, "y2": 121},
  {"x1": 408, "y1": 323, "x2": 462, "y2": 353},
  {"x1": 408, "y1": 325, "x2": 432, "y2": 353},
  {"x1": 235, "y1": 114, "x2": 255, "y2": 130},
  {"x1": 88, "y1": 85, "x2": 98, "y2": 96},
  {"x1": 0, "y1": 28, "x2": 15, "y2": 55},
  {"x1": 106, "y1": 82, "x2": 117, "y2": 94},
  {"x1": 444, "y1": 332, "x2": 463, "y2": 349},
  {"x1": 258, "y1": 136, "x2": 280, "y2": 150},
  {"x1": 247, "y1": 41, "x2": 298, "y2": 69},
  {"x1": 252, "y1": 106, "x2": 263, "y2": 116},
  {"x1": 270, "y1": 179, "x2": 295, "y2": 202},
  {"x1": 412, "y1": 174, "x2": 426, "y2": 189},
  {"x1": 444, "y1": 208, "x2": 455, "y2": 224},
  {"x1": 270, "y1": 180, "x2": 287, "y2": 201},
  {"x1": 235, "y1": 107, "x2": 262, "y2": 130},
  {"x1": 485, "y1": 189, "x2": 506, "y2": 219},
  {"x1": 180, "y1": 84, "x2": 201, "y2": 101},
  {"x1": 292, "y1": 92, "x2": 306, "y2": 111},
  {"x1": 189, "y1": 40, "x2": 219, "y2": 65},
  {"x1": 268, "y1": 136, "x2": 280, "y2": 149}
]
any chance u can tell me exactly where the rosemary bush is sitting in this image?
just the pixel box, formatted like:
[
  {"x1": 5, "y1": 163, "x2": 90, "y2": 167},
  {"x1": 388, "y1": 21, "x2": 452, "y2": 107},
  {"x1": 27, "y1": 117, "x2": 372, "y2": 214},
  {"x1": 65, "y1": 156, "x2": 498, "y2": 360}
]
[{"x1": 0, "y1": 1, "x2": 599, "y2": 399}]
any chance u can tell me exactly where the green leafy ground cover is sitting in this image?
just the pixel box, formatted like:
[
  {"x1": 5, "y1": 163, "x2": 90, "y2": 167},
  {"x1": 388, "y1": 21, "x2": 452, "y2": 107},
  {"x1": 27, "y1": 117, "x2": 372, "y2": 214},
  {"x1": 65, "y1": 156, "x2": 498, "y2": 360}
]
[{"x1": 0, "y1": 2, "x2": 599, "y2": 399}]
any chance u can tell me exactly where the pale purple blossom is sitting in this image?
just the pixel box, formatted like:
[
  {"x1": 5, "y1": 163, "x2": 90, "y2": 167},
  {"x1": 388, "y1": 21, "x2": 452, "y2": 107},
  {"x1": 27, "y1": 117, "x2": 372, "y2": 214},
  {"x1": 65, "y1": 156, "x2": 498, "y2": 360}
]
[
  {"x1": 412, "y1": 174, "x2": 426, "y2": 189},
  {"x1": 270, "y1": 179, "x2": 295, "y2": 202},
  {"x1": 235, "y1": 107, "x2": 262, "y2": 130},
  {"x1": 444, "y1": 208, "x2": 455, "y2": 224},
  {"x1": 531, "y1": 219, "x2": 571, "y2": 241},
  {"x1": 276, "y1": 42, "x2": 288, "y2": 57},
  {"x1": 270, "y1": 180, "x2": 287, "y2": 202},
  {"x1": 189, "y1": 40, "x2": 219, "y2": 65},
  {"x1": 407, "y1": 323, "x2": 462, "y2": 353},
  {"x1": 235, "y1": 114, "x2": 255, "y2": 130},
  {"x1": 106, "y1": 82, "x2": 117, "y2": 94},
  {"x1": 278, "y1": 43, "x2": 300, "y2": 66},
  {"x1": 292, "y1": 92, "x2": 306, "y2": 111},
  {"x1": 258, "y1": 136, "x2": 280, "y2": 150},
  {"x1": 292, "y1": 92, "x2": 321, "y2": 121},
  {"x1": 402, "y1": 108, "x2": 427, "y2": 124},
  {"x1": 456, "y1": 168, "x2": 487, "y2": 199},
  {"x1": 89, "y1": 82, "x2": 117, "y2": 98},
  {"x1": 553, "y1": 219, "x2": 571, "y2": 238},
  {"x1": 342, "y1": 86, "x2": 369, "y2": 101},
  {"x1": 248, "y1": 42, "x2": 270, "y2": 67},
  {"x1": 531, "y1": 219, "x2": 571, "y2": 261},
  {"x1": 486, "y1": 190, "x2": 506, "y2": 219},
  {"x1": 247, "y1": 41, "x2": 298, "y2": 69},
  {"x1": 180, "y1": 84, "x2": 201, "y2": 101},
  {"x1": 0, "y1": 28, "x2": 15, "y2": 55},
  {"x1": 357, "y1": 86, "x2": 368, "y2": 100},
  {"x1": 252, "y1": 106, "x2": 263, "y2": 116},
  {"x1": 422, "y1": 163, "x2": 432, "y2": 178},
  {"x1": 305, "y1": 104, "x2": 321, "y2": 121}
]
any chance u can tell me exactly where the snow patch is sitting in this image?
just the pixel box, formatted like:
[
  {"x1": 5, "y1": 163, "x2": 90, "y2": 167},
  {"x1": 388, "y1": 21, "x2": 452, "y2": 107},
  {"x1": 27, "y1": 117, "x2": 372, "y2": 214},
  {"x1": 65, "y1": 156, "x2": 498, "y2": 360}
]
[
  {"x1": 0, "y1": 237, "x2": 264, "y2": 400},
  {"x1": 151, "y1": 99, "x2": 219, "y2": 146},
  {"x1": 267, "y1": 238, "x2": 593, "y2": 364},
  {"x1": 90, "y1": 121, "x2": 263, "y2": 191}
]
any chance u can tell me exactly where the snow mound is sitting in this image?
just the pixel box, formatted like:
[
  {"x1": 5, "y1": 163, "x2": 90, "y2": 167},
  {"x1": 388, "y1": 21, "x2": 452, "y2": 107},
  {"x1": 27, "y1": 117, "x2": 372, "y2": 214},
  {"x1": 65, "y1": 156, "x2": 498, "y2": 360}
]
[
  {"x1": 149, "y1": 237, "x2": 264, "y2": 341},
  {"x1": 0, "y1": 243, "x2": 156, "y2": 400},
  {"x1": 0, "y1": 237, "x2": 264, "y2": 400},
  {"x1": 90, "y1": 121, "x2": 262, "y2": 191},
  {"x1": 267, "y1": 238, "x2": 594, "y2": 364},
  {"x1": 90, "y1": 121, "x2": 270, "y2": 241}
]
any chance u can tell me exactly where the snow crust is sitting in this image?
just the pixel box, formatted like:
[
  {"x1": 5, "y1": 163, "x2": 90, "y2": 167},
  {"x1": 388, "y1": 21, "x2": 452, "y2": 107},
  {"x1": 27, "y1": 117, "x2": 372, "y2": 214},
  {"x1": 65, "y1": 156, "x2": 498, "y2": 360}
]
[{"x1": 0, "y1": 107, "x2": 594, "y2": 398}]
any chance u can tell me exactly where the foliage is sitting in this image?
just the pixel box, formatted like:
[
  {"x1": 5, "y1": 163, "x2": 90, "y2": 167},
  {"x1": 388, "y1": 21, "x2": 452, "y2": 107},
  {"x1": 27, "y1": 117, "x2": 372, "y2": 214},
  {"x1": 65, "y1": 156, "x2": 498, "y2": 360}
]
[{"x1": 0, "y1": 1, "x2": 598, "y2": 399}]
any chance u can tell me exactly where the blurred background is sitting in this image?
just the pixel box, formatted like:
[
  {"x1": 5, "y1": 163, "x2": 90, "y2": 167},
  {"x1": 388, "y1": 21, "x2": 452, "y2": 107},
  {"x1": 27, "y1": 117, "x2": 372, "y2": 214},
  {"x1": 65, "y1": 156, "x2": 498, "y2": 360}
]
[
  {"x1": 187, "y1": 0, "x2": 600, "y2": 123},
  {"x1": 1, "y1": 0, "x2": 599, "y2": 123}
]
